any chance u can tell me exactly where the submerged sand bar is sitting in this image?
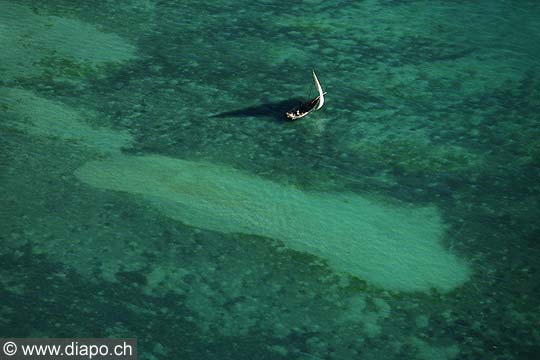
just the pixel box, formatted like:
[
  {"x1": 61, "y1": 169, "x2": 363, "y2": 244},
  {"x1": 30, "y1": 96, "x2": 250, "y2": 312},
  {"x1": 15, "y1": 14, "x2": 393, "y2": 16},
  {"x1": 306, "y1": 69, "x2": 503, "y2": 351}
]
[{"x1": 75, "y1": 155, "x2": 470, "y2": 293}]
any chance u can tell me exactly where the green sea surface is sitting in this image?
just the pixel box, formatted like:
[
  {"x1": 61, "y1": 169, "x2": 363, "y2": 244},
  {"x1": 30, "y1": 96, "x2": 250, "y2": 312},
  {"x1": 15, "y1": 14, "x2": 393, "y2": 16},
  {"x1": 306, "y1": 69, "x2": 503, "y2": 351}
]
[{"x1": 1, "y1": 0, "x2": 539, "y2": 359}]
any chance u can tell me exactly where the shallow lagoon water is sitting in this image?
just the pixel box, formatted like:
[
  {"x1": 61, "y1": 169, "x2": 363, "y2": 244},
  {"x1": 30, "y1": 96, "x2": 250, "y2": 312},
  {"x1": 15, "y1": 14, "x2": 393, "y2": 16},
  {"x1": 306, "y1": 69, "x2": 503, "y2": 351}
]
[{"x1": 1, "y1": 0, "x2": 540, "y2": 359}]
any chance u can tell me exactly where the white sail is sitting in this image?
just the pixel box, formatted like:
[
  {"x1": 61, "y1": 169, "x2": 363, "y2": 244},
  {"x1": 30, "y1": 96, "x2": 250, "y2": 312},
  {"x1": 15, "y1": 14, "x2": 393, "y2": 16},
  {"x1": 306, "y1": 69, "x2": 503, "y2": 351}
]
[{"x1": 312, "y1": 70, "x2": 325, "y2": 110}]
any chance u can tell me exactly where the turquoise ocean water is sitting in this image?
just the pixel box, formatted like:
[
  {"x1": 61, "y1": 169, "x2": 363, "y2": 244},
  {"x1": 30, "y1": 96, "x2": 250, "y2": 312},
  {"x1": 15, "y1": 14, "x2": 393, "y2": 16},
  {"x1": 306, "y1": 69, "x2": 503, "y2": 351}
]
[{"x1": 1, "y1": 0, "x2": 539, "y2": 359}]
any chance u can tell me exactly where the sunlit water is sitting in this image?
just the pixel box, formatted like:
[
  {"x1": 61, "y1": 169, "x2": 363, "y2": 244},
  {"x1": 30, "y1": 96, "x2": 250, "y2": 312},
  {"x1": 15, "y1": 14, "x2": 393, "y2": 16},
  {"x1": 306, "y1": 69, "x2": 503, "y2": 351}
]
[{"x1": 1, "y1": 0, "x2": 539, "y2": 359}]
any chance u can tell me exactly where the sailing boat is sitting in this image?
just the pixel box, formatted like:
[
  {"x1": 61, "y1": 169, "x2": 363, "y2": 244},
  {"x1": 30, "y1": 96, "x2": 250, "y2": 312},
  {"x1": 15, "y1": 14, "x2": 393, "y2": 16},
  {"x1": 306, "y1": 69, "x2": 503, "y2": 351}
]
[{"x1": 286, "y1": 70, "x2": 326, "y2": 120}]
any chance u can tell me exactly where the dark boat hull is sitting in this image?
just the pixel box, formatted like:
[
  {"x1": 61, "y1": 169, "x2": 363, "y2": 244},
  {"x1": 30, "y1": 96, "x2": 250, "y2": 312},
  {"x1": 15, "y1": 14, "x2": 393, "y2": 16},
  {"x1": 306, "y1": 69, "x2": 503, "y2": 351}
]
[{"x1": 285, "y1": 96, "x2": 321, "y2": 120}]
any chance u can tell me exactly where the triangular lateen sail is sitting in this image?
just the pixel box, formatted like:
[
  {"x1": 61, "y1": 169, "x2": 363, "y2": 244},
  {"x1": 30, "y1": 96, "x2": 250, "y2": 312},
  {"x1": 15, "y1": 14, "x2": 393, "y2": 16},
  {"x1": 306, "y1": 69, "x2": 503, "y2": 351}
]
[{"x1": 312, "y1": 70, "x2": 325, "y2": 110}]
